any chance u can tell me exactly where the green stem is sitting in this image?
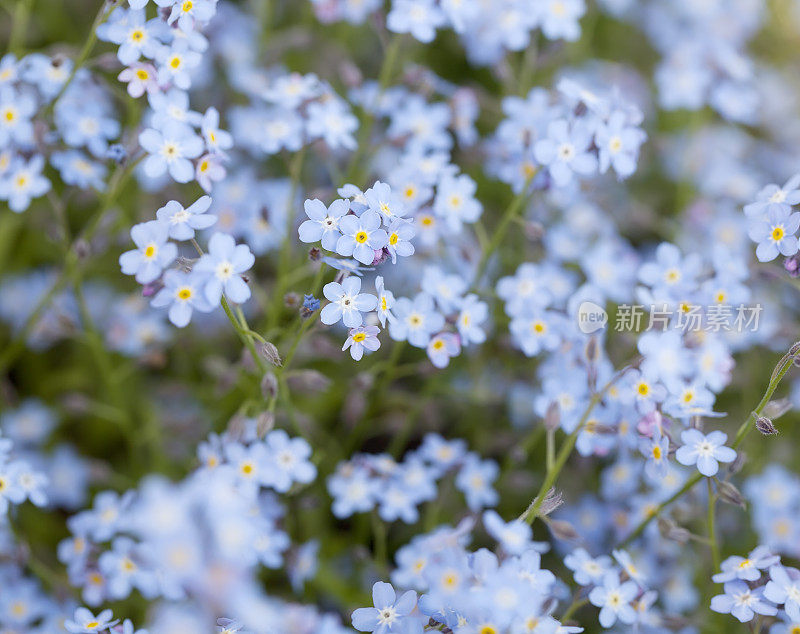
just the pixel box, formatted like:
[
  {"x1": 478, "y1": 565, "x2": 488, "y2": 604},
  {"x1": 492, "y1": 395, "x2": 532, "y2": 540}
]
[
  {"x1": 546, "y1": 428, "x2": 555, "y2": 473},
  {"x1": 371, "y1": 510, "x2": 388, "y2": 574},
  {"x1": 561, "y1": 597, "x2": 589, "y2": 622},
  {"x1": 520, "y1": 361, "x2": 634, "y2": 524},
  {"x1": 0, "y1": 157, "x2": 140, "y2": 379},
  {"x1": 472, "y1": 173, "x2": 537, "y2": 289},
  {"x1": 707, "y1": 478, "x2": 720, "y2": 572},
  {"x1": 190, "y1": 238, "x2": 268, "y2": 376},
  {"x1": 46, "y1": 0, "x2": 122, "y2": 111},
  {"x1": 345, "y1": 34, "x2": 402, "y2": 183},
  {"x1": 267, "y1": 146, "x2": 307, "y2": 331},
  {"x1": 7, "y1": 0, "x2": 33, "y2": 55}
]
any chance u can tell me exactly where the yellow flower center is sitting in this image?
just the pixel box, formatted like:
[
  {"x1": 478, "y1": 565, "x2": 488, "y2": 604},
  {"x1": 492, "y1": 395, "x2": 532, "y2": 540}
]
[
  {"x1": 144, "y1": 244, "x2": 156, "y2": 258},
  {"x1": 136, "y1": 69, "x2": 149, "y2": 80},
  {"x1": 355, "y1": 231, "x2": 369, "y2": 243},
  {"x1": 652, "y1": 446, "x2": 662, "y2": 459},
  {"x1": 389, "y1": 233, "x2": 399, "y2": 245},
  {"x1": 772, "y1": 226, "x2": 785, "y2": 241},
  {"x1": 177, "y1": 288, "x2": 192, "y2": 300}
]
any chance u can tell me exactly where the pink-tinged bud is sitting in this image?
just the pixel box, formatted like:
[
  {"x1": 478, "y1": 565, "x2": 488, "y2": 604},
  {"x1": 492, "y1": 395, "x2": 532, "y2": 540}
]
[
  {"x1": 785, "y1": 254, "x2": 800, "y2": 277},
  {"x1": 637, "y1": 410, "x2": 662, "y2": 437},
  {"x1": 141, "y1": 282, "x2": 159, "y2": 298},
  {"x1": 371, "y1": 249, "x2": 390, "y2": 266}
]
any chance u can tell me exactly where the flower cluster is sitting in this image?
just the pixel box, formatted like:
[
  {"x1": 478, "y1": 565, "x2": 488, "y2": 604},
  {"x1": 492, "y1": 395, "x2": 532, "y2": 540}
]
[
  {"x1": 312, "y1": 0, "x2": 587, "y2": 65},
  {"x1": 486, "y1": 79, "x2": 647, "y2": 192},
  {"x1": 709, "y1": 545, "x2": 800, "y2": 626},
  {"x1": 119, "y1": 195, "x2": 255, "y2": 327},
  {"x1": 328, "y1": 434, "x2": 498, "y2": 522},
  {"x1": 58, "y1": 420, "x2": 318, "y2": 617},
  {"x1": 6, "y1": 0, "x2": 800, "y2": 633}
]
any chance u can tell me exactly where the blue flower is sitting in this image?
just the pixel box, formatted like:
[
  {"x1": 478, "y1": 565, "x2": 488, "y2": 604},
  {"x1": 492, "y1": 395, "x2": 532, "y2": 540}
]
[
  {"x1": 638, "y1": 429, "x2": 669, "y2": 480},
  {"x1": 320, "y1": 277, "x2": 378, "y2": 328},
  {"x1": 388, "y1": 294, "x2": 445, "y2": 348},
  {"x1": 65, "y1": 608, "x2": 119, "y2": 633},
  {"x1": 426, "y1": 332, "x2": 460, "y2": 369},
  {"x1": 194, "y1": 232, "x2": 255, "y2": 305},
  {"x1": 710, "y1": 581, "x2": 777, "y2": 623},
  {"x1": 764, "y1": 564, "x2": 800, "y2": 613},
  {"x1": 365, "y1": 181, "x2": 408, "y2": 225},
  {"x1": 298, "y1": 198, "x2": 350, "y2": 251},
  {"x1": 595, "y1": 110, "x2": 646, "y2": 179},
  {"x1": 352, "y1": 582, "x2": 418, "y2": 633},
  {"x1": 0, "y1": 155, "x2": 50, "y2": 213},
  {"x1": 104, "y1": 8, "x2": 163, "y2": 65},
  {"x1": 534, "y1": 119, "x2": 597, "y2": 186},
  {"x1": 139, "y1": 122, "x2": 204, "y2": 183},
  {"x1": 385, "y1": 220, "x2": 415, "y2": 263},
  {"x1": 303, "y1": 294, "x2": 321, "y2": 313},
  {"x1": 455, "y1": 455, "x2": 498, "y2": 510},
  {"x1": 344, "y1": 325, "x2": 381, "y2": 361},
  {"x1": 375, "y1": 276, "x2": 396, "y2": 326},
  {"x1": 151, "y1": 270, "x2": 215, "y2": 328},
  {"x1": 747, "y1": 205, "x2": 800, "y2": 262},
  {"x1": 712, "y1": 546, "x2": 780, "y2": 583},
  {"x1": 51, "y1": 150, "x2": 107, "y2": 190},
  {"x1": 156, "y1": 195, "x2": 217, "y2": 241},
  {"x1": 387, "y1": 0, "x2": 446, "y2": 43},
  {"x1": 0, "y1": 86, "x2": 35, "y2": 148},
  {"x1": 119, "y1": 220, "x2": 178, "y2": 284},
  {"x1": 564, "y1": 548, "x2": 612, "y2": 586},
  {"x1": 336, "y1": 209, "x2": 389, "y2": 265},
  {"x1": 744, "y1": 173, "x2": 800, "y2": 219},
  {"x1": 306, "y1": 98, "x2": 358, "y2": 151},
  {"x1": 675, "y1": 429, "x2": 737, "y2": 477},
  {"x1": 588, "y1": 572, "x2": 638, "y2": 628}
]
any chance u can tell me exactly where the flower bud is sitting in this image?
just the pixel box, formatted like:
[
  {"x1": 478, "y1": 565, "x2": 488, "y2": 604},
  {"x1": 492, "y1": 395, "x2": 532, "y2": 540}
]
[
  {"x1": 261, "y1": 372, "x2": 278, "y2": 399},
  {"x1": 716, "y1": 479, "x2": 747, "y2": 508},
  {"x1": 544, "y1": 401, "x2": 560, "y2": 432},
  {"x1": 256, "y1": 411, "x2": 275, "y2": 437},
  {"x1": 547, "y1": 519, "x2": 579, "y2": 542},
  {"x1": 755, "y1": 416, "x2": 778, "y2": 435},
  {"x1": 259, "y1": 342, "x2": 282, "y2": 367},
  {"x1": 658, "y1": 518, "x2": 690, "y2": 544}
]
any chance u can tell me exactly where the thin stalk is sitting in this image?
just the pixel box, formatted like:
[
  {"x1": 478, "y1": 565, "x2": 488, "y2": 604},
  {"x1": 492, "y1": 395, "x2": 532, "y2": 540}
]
[
  {"x1": 561, "y1": 597, "x2": 589, "y2": 622},
  {"x1": 7, "y1": 0, "x2": 33, "y2": 54},
  {"x1": 267, "y1": 146, "x2": 307, "y2": 331},
  {"x1": 190, "y1": 238, "x2": 268, "y2": 375},
  {"x1": 520, "y1": 360, "x2": 636, "y2": 524},
  {"x1": 707, "y1": 478, "x2": 720, "y2": 572},
  {"x1": 345, "y1": 34, "x2": 402, "y2": 183},
  {"x1": 472, "y1": 173, "x2": 537, "y2": 289},
  {"x1": 46, "y1": 0, "x2": 123, "y2": 112}
]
